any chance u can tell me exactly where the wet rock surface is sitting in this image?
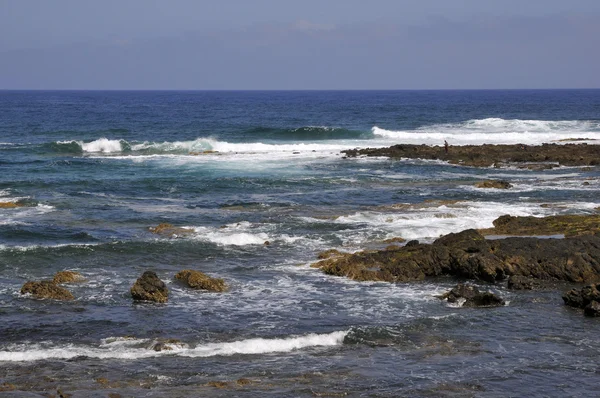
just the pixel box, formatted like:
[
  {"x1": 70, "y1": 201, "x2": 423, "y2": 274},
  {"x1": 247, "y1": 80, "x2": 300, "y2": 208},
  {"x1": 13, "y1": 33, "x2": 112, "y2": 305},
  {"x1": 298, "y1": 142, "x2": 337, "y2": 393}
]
[
  {"x1": 20, "y1": 281, "x2": 75, "y2": 301},
  {"x1": 130, "y1": 271, "x2": 169, "y2": 303},
  {"x1": 52, "y1": 271, "x2": 85, "y2": 284},
  {"x1": 439, "y1": 284, "x2": 505, "y2": 307},
  {"x1": 174, "y1": 269, "x2": 227, "y2": 292},
  {"x1": 148, "y1": 223, "x2": 194, "y2": 238},
  {"x1": 478, "y1": 214, "x2": 600, "y2": 237},
  {"x1": 507, "y1": 275, "x2": 539, "y2": 290},
  {"x1": 342, "y1": 143, "x2": 600, "y2": 168},
  {"x1": 474, "y1": 180, "x2": 513, "y2": 189},
  {"x1": 313, "y1": 228, "x2": 600, "y2": 284},
  {"x1": 563, "y1": 283, "x2": 600, "y2": 316}
]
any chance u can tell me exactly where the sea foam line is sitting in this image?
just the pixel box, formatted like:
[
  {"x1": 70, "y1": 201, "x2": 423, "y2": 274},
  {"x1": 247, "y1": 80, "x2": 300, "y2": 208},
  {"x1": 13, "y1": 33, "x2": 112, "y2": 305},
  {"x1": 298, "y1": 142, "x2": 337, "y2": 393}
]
[{"x1": 0, "y1": 331, "x2": 348, "y2": 362}]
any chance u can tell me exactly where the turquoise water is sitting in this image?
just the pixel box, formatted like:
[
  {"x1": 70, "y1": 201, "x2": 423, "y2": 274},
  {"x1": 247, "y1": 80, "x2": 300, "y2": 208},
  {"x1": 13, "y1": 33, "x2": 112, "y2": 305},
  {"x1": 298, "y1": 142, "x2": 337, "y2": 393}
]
[{"x1": 1, "y1": 90, "x2": 600, "y2": 396}]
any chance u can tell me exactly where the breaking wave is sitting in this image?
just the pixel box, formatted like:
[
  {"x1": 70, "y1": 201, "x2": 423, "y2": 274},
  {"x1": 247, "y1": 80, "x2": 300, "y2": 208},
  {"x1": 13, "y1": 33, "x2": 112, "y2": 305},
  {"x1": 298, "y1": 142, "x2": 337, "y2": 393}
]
[
  {"x1": 373, "y1": 118, "x2": 600, "y2": 145},
  {"x1": 0, "y1": 331, "x2": 348, "y2": 362}
]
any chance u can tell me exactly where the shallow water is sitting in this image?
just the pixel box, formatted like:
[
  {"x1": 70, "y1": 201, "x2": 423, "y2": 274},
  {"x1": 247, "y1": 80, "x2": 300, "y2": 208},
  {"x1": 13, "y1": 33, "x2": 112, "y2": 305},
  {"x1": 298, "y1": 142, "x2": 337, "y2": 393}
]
[{"x1": 1, "y1": 90, "x2": 600, "y2": 397}]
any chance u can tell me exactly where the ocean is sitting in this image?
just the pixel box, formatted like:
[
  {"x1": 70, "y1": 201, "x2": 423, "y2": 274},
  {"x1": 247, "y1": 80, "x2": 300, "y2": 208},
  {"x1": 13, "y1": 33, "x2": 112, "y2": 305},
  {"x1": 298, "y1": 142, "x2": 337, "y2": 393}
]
[{"x1": 1, "y1": 90, "x2": 599, "y2": 397}]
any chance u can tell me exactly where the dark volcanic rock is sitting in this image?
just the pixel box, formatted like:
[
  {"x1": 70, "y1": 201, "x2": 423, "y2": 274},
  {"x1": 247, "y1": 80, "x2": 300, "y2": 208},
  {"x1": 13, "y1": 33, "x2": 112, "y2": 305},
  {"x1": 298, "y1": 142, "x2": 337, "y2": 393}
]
[
  {"x1": 312, "y1": 228, "x2": 600, "y2": 284},
  {"x1": 342, "y1": 143, "x2": 600, "y2": 168},
  {"x1": 131, "y1": 271, "x2": 169, "y2": 303},
  {"x1": 584, "y1": 301, "x2": 600, "y2": 317},
  {"x1": 440, "y1": 284, "x2": 505, "y2": 307},
  {"x1": 563, "y1": 283, "x2": 600, "y2": 309},
  {"x1": 20, "y1": 280, "x2": 74, "y2": 300},
  {"x1": 479, "y1": 214, "x2": 600, "y2": 237},
  {"x1": 507, "y1": 275, "x2": 538, "y2": 290}
]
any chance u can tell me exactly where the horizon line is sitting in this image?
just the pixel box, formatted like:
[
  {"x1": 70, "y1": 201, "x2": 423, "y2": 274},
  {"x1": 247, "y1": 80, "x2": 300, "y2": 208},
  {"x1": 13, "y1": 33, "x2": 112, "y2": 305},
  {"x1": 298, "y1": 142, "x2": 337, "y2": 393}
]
[{"x1": 1, "y1": 88, "x2": 599, "y2": 92}]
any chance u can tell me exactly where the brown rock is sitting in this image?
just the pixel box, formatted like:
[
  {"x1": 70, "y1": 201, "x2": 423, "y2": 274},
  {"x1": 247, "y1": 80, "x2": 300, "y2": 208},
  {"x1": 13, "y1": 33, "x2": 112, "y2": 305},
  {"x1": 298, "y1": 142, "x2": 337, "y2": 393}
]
[
  {"x1": 382, "y1": 237, "x2": 407, "y2": 244},
  {"x1": 474, "y1": 180, "x2": 512, "y2": 189},
  {"x1": 20, "y1": 281, "x2": 74, "y2": 300},
  {"x1": 479, "y1": 214, "x2": 600, "y2": 237},
  {"x1": 507, "y1": 275, "x2": 538, "y2": 290},
  {"x1": 130, "y1": 271, "x2": 169, "y2": 303},
  {"x1": 52, "y1": 271, "x2": 85, "y2": 284},
  {"x1": 206, "y1": 381, "x2": 229, "y2": 388},
  {"x1": 0, "y1": 202, "x2": 23, "y2": 208},
  {"x1": 317, "y1": 249, "x2": 345, "y2": 259},
  {"x1": 148, "y1": 223, "x2": 194, "y2": 238},
  {"x1": 175, "y1": 269, "x2": 227, "y2": 292}
]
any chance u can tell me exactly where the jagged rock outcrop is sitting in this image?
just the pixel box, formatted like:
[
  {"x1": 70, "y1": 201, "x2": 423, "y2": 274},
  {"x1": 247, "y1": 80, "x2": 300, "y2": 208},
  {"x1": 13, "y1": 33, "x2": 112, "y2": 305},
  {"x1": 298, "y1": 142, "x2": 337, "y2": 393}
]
[
  {"x1": 342, "y1": 143, "x2": 600, "y2": 168},
  {"x1": 479, "y1": 214, "x2": 600, "y2": 237},
  {"x1": 312, "y1": 228, "x2": 600, "y2": 284},
  {"x1": 175, "y1": 269, "x2": 227, "y2": 292},
  {"x1": 20, "y1": 280, "x2": 74, "y2": 300},
  {"x1": 439, "y1": 284, "x2": 505, "y2": 307},
  {"x1": 131, "y1": 271, "x2": 169, "y2": 303},
  {"x1": 563, "y1": 283, "x2": 600, "y2": 316}
]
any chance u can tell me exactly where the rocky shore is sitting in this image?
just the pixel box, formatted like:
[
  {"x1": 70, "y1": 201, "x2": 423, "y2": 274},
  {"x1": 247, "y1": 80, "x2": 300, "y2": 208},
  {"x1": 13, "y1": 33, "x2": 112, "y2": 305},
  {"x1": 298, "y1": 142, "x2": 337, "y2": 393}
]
[
  {"x1": 313, "y1": 214, "x2": 600, "y2": 313},
  {"x1": 342, "y1": 143, "x2": 600, "y2": 168}
]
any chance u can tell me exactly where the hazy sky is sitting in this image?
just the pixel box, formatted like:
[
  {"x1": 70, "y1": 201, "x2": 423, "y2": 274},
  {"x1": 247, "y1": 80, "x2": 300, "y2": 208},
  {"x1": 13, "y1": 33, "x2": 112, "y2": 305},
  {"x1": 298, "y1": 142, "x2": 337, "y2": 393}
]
[{"x1": 1, "y1": 0, "x2": 599, "y2": 89}]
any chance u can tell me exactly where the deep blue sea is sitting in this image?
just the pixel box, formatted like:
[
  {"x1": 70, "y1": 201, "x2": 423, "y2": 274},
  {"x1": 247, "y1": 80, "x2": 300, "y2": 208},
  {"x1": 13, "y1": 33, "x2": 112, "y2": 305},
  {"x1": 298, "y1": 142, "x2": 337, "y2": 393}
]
[{"x1": 1, "y1": 90, "x2": 600, "y2": 397}]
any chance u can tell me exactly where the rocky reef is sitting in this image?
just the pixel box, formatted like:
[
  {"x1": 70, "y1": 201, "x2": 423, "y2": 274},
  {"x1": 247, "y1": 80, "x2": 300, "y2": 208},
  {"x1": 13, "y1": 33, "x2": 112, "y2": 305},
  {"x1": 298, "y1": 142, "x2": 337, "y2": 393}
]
[
  {"x1": 312, "y1": 227, "x2": 600, "y2": 284},
  {"x1": 130, "y1": 271, "x2": 169, "y2": 303},
  {"x1": 174, "y1": 269, "x2": 227, "y2": 292},
  {"x1": 342, "y1": 143, "x2": 600, "y2": 168},
  {"x1": 478, "y1": 214, "x2": 600, "y2": 237}
]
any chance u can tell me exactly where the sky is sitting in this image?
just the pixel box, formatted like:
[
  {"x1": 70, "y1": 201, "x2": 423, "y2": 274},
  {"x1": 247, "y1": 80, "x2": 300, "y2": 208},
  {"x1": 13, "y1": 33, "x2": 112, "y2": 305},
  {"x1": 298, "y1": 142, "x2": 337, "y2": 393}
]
[{"x1": 1, "y1": 0, "x2": 599, "y2": 90}]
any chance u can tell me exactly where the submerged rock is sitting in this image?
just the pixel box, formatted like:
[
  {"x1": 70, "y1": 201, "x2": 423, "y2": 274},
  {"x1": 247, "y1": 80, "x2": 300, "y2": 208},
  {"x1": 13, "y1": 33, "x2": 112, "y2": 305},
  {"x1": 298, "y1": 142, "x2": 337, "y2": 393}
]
[
  {"x1": 474, "y1": 180, "x2": 512, "y2": 189},
  {"x1": 312, "y1": 228, "x2": 600, "y2": 284},
  {"x1": 149, "y1": 338, "x2": 185, "y2": 351},
  {"x1": 148, "y1": 223, "x2": 194, "y2": 238},
  {"x1": 0, "y1": 201, "x2": 24, "y2": 208},
  {"x1": 175, "y1": 269, "x2": 227, "y2": 292},
  {"x1": 439, "y1": 284, "x2": 505, "y2": 307},
  {"x1": 20, "y1": 281, "x2": 74, "y2": 301},
  {"x1": 131, "y1": 271, "x2": 169, "y2": 303},
  {"x1": 52, "y1": 270, "x2": 85, "y2": 284}
]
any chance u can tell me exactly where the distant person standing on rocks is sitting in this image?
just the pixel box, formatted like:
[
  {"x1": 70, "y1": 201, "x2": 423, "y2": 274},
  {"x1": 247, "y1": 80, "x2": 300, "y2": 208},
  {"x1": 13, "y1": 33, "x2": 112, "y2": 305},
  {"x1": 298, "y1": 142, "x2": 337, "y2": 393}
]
[{"x1": 444, "y1": 140, "x2": 449, "y2": 153}]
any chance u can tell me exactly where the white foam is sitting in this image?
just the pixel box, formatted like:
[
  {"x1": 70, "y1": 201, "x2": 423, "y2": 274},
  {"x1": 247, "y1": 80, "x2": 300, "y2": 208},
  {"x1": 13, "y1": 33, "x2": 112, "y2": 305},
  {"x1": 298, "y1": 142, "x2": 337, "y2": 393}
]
[
  {"x1": 0, "y1": 331, "x2": 348, "y2": 362},
  {"x1": 372, "y1": 118, "x2": 600, "y2": 146},
  {"x1": 79, "y1": 138, "x2": 124, "y2": 153},
  {"x1": 320, "y1": 201, "x2": 553, "y2": 241},
  {"x1": 181, "y1": 330, "x2": 347, "y2": 357}
]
